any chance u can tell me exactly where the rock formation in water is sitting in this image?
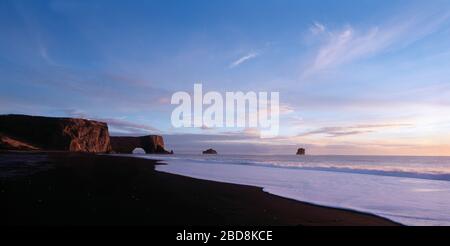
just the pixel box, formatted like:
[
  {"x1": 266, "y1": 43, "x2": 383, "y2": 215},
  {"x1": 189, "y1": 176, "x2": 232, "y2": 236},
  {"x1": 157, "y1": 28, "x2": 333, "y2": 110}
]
[
  {"x1": 202, "y1": 148, "x2": 217, "y2": 154},
  {"x1": 296, "y1": 148, "x2": 306, "y2": 155},
  {"x1": 0, "y1": 114, "x2": 112, "y2": 152},
  {"x1": 110, "y1": 135, "x2": 172, "y2": 154}
]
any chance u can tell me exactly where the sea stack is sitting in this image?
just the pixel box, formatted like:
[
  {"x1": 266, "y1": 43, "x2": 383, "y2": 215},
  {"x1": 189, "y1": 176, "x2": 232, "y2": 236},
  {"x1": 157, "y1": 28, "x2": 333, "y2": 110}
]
[
  {"x1": 202, "y1": 148, "x2": 217, "y2": 154},
  {"x1": 0, "y1": 114, "x2": 112, "y2": 153},
  {"x1": 296, "y1": 148, "x2": 305, "y2": 155}
]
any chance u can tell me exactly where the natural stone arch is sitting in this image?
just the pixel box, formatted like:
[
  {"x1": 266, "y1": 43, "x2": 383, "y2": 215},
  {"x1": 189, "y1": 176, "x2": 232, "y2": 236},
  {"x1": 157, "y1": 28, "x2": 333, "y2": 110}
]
[
  {"x1": 110, "y1": 135, "x2": 171, "y2": 154},
  {"x1": 132, "y1": 147, "x2": 146, "y2": 154}
]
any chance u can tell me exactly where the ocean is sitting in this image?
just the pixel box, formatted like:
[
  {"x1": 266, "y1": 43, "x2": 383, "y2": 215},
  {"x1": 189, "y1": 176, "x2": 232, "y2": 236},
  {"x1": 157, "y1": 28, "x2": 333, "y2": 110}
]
[{"x1": 132, "y1": 154, "x2": 450, "y2": 226}]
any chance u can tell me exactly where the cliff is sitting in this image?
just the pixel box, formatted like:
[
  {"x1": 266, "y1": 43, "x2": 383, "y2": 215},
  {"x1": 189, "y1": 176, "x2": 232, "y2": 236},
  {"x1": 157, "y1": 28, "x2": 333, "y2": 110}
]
[
  {"x1": 110, "y1": 135, "x2": 172, "y2": 154},
  {"x1": 0, "y1": 114, "x2": 112, "y2": 153}
]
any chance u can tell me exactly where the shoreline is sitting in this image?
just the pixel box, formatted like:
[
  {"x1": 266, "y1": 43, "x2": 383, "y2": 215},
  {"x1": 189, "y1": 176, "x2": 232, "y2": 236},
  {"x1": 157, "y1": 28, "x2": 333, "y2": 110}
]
[
  {"x1": 151, "y1": 155, "x2": 405, "y2": 226},
  {"x1": 157, "y1": 165, "x2": 403, "y2": 226},
  {"x1": 0, "y1": 151, "x2": 400, "y2": 226}
]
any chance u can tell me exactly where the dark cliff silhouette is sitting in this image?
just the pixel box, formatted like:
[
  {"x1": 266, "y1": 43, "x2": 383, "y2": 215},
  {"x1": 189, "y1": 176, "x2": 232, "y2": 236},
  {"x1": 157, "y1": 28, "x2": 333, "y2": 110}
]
[{"x1": 0, "y1": 114, "x2": 111, "y2": 153}]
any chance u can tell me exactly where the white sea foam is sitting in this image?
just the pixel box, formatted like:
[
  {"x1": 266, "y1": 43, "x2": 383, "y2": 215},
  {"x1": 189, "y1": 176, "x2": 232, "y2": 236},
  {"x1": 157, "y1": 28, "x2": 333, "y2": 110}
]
[{"x1": 127, "y1": 154, "x2": 450, "y2": 226}]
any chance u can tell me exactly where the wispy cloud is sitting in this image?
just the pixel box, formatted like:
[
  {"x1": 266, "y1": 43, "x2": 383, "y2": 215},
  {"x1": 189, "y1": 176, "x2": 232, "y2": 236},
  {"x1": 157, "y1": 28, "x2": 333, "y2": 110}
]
[
  {"x1": 62, "y1": 109, "x2": 160, "y2": 135},
  {"x1": 38, "y1": 44, "x2": 57, "y2": 66},
  {"x1": 310, "y1": 21, "x2": 326, "y2": 35},
  {"x1": 100, "y1": 118, "x2": 160, "y2": 135},
  {"x1": 303, "y1": 10, "x2": 450, "y2": 76},
  {"x1": 303, "y1": 24, "x2": 399, "y2": 76},
  {"x1": 298, "y1": 123, "x2": 412, "y2": 138},
  {"x1": 229, "y1": 52, "x2": 259, "y2": 68}
]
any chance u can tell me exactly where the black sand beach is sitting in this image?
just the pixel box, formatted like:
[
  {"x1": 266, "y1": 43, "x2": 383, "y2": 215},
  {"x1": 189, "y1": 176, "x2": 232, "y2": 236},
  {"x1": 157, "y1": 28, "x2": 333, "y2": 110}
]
[{"x1": 0, "y1": 151, "x2": 399, "y2": 226}]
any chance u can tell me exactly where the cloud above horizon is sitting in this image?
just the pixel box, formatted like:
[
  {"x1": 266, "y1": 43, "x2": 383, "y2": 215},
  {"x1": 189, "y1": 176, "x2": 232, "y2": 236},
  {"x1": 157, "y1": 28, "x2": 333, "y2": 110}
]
[
  {"x1": 298, "y1": 123, "x2": 413, "y2": 138},
  {"x1": 302, "y1": 9, "x2": 450, "y2": 77},
  {"x1": 310, "y1": 21, "x2": 326, "y2": 35},
  {"x1": 62, "y1": 109, "x2": 160, "y2": 135},
  {"x1": 229, "y1": 52, "x2": 259, "y2": 68}
]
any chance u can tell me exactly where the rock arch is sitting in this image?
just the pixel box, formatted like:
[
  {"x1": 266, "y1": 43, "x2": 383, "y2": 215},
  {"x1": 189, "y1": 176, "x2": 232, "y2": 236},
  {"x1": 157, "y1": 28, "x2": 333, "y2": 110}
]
[
  {"x1": 132, "y1": 147, "x2": 146, "y2": 154},
  {"x1": 110, "y1": 135, "x2": 171, "y2": 154}
]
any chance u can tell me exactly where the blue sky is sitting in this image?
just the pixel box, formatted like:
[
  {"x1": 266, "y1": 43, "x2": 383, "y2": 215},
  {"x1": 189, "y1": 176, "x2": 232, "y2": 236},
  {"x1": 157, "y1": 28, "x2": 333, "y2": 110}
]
[{"x1": 2, "y1": 0, "x2": 450, "y2": 155}]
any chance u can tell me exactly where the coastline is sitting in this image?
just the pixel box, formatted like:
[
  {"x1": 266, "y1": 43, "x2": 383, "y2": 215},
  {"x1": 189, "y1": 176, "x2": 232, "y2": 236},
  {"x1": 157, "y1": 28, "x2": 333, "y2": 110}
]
[{"x1": 0, "y1": 152, "x2": 399, "y2": 226}]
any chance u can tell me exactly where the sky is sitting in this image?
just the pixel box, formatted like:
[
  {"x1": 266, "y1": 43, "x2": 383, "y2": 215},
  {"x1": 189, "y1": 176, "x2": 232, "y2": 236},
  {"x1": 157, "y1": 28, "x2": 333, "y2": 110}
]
[{"x1": 1, "y1": 0, "x2": 450, "y2": 155}]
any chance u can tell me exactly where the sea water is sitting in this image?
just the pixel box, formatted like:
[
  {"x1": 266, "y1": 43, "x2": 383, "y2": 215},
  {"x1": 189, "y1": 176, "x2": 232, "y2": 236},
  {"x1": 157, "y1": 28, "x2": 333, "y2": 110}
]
[{"x1": 133, "y1": 154, "x2": 450, "y2": 226}]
